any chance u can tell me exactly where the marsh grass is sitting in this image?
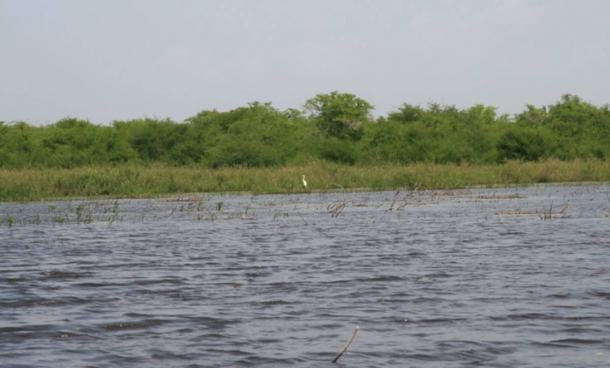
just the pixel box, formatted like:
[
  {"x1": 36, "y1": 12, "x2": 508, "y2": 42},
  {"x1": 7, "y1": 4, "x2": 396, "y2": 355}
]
[{"x1": 0, "y1": 159, "x2": 609, "y2": 202}]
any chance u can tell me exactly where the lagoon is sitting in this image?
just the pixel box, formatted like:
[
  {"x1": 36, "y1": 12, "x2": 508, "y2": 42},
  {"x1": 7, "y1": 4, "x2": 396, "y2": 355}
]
[{"x1": 1, "y1": 184, "x2": 609, "y2": 367}]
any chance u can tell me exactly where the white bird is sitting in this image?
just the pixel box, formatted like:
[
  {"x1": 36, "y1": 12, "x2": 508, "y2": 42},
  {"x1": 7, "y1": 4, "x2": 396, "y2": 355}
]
[{"x1": 302, "y1": 175, "x2": 308, "y2": 189}]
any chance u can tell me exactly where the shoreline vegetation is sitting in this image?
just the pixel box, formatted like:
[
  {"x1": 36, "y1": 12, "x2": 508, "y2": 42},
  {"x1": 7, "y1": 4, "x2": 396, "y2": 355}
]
[
  {"x1": 1, "y1": 92, "x2": 609, "y2": 201},
  {"x1": 1, "y1": 160, "x2": 609, "y2": 202}
]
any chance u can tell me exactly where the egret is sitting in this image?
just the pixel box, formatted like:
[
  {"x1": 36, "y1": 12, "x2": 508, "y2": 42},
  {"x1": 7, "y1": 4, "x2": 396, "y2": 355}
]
[{"x1": 302, "y1": 175, "x2": 308, "y2": 189}]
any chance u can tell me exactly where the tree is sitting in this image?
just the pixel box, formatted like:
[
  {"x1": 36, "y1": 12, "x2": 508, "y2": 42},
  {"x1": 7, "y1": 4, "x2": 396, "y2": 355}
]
[
  {"x1": 304, "y1": 91, "x2": 373, "y2": 139},
  {"x1": 516, "y1": 104, "x2": 548, "y2": 124},
  {"x1": 496, "y1": 125, "x2": 555, "y2": 161},
  {"x1": 387, "y1": 103, "x2": 424, "y2": 123}
]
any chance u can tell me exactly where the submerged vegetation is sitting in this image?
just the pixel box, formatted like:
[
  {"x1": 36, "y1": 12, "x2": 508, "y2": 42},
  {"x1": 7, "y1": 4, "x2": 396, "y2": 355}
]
[
  {"x1": 1, "y1": 180, "x2": 591, "y2": 229},
  {"x1": 1, "y1": 92, "x2": 609, "y2": 201}
]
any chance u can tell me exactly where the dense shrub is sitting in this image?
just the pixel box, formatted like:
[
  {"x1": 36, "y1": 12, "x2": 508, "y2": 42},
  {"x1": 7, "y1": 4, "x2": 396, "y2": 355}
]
[{"x1": 0, "y1": 93, "x2": 608, "y2": 168}]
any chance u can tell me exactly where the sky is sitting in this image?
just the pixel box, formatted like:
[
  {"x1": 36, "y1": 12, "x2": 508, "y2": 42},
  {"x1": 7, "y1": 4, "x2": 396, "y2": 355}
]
[{"x1": 1, "y1": 0, "x2": 609, "y2": 124}]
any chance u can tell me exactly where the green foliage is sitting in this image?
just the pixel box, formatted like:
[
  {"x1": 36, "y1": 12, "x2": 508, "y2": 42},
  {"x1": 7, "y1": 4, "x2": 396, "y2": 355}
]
[
  {"x1": 387, "y1": 104, "x2": 424, "y2": 123},
  {"x1": 304, "y1": 91, "x2": 373, "y2": 139},
  {"x1": 0, "y1": 93, "x2": 608, "y2": 170},
  {"x1": 497, "y1": 125, "x2": 556, "y2": 161},
  {"x1": 187, "y1": 102, "x2": 306, "y2": 167},
  {"x1": 380, "y1": 102, "x2": 500, "y2": 164},
  {"x1": 316, "y1": 137, "x2": 358, "y2": 164}
]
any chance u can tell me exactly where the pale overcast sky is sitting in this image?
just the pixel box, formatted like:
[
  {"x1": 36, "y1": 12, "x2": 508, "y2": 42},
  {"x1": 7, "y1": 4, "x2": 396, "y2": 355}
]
[{"x1": 1, "y1": 0, "x2": 609, "y2": 124}]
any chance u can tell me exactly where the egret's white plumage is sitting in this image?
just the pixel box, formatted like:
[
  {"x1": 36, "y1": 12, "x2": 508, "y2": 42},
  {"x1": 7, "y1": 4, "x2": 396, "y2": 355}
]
[{"x1": 302, "y1": 175, "x2": 308, "y2": 189}]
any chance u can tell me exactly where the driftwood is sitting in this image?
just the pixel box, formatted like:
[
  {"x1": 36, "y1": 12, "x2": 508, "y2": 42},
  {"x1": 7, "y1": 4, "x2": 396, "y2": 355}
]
[{"x1": 332, "y1": 326, "x2": 359, "y2": 363}]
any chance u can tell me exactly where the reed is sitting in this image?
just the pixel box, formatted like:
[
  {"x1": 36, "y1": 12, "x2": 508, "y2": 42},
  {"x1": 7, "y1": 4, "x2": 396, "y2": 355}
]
[
  {"x1": 538, "y1": 203, "x2": 570, "y2": 220},
  {"x1": 1, "y1": 159, "x2": 609, "y2": 202}
]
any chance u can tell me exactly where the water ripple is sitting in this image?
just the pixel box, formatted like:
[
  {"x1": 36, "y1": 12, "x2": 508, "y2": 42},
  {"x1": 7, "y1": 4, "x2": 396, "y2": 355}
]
[{"x1": 1, "y1": 184, "x2": 609, "y2": 367}]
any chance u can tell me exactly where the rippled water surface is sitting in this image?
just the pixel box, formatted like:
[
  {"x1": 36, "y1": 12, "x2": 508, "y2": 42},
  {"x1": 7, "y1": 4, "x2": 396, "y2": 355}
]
[{"x1": 1, "y1": 184, "x2": 610, "y2": 367}]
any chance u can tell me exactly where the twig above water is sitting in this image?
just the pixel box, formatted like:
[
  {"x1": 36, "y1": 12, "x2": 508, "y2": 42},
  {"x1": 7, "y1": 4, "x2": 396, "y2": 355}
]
[
  {"x1": 388, "y1": 190, "x2": 400, "y2": 211},
  {"x1": 332, "y1": 326, "x2": 359, "y2": 363},
  {"x1": 327, "y1": 200, "x2": 346, "y2": 217},
  {"x1": 538, "y1": 202, "x2": 570, "y2": 220}
]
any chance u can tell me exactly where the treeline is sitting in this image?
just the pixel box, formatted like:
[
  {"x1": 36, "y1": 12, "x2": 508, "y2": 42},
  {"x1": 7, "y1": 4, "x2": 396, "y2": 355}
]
[{"x1": 1, "y1": 93, "x2": 609, "y2": 168}]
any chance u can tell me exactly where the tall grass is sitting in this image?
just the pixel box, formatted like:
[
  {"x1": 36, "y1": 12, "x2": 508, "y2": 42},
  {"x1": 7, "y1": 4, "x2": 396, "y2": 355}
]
[{"x1": 0, "y1": 159, "x2": 609, "y2": 202}]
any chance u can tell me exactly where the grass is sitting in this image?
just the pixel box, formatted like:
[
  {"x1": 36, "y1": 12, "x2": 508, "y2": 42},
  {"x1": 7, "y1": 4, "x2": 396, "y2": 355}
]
[{"x1": 0, "y1": 159, "x2": 609, "y2": 202}]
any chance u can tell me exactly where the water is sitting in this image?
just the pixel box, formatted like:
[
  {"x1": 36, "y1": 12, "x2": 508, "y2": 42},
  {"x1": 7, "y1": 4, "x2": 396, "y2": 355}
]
[{"x1": 1, "y1": 184, "x2": 609, "y2": 367}]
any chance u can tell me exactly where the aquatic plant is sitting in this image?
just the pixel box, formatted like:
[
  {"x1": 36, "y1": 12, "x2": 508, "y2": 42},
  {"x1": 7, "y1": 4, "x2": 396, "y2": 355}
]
[
  {"x1": 107, "y1": 201, "x2": 119, "y2": 224},
  {"x1": 538, "y1": 203, "x2": 570, "y2": 220},
  {"x1": 327, "y1": 200, "x2": 346, "y2": 217},
  {"x1": 3, "y1": 215, "x2": 15, "y2": 228}
]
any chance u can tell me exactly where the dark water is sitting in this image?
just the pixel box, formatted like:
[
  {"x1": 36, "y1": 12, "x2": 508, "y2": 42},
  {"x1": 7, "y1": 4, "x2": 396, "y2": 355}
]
[{"x1": 1, "y1": 184, "x2": 609, "y2": 367}]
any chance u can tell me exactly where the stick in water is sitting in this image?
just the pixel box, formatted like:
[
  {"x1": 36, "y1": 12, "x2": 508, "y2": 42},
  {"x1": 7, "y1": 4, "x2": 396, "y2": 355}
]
[{"x1": 332, "y1": 326, "x2": 359, "y2": 363}]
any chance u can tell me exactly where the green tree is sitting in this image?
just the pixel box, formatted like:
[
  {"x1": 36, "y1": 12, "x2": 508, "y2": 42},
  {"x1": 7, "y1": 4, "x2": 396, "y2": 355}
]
[
  {"x1": 516, "y1": 104, "x2": 548, "y2": 124},
  {"x1": 188, "y1": 102, "x2": 304, "y2": 167},
  {"x1": 496, "y1": 125, "x2": 556, "y2": 161},
  {"x1": 304, "y1": 91, "x2": 373, "y2": 140},
  {"x1": 387, "y1": 104, "x2": 424, "y2": 124}
]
